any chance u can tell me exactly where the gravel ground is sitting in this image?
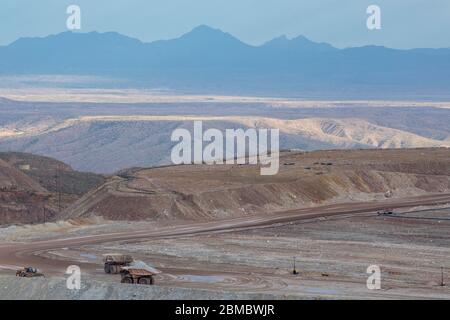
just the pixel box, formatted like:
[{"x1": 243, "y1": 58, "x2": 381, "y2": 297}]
[
  {"x1": 0, "y1": 275, "x2": 288, "y2": 300},
  {"x1": 1, "y1": 207, "x2": 449, "y2": 299}
]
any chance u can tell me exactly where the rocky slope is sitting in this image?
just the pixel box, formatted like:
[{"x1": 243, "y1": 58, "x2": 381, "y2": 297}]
[
  {"x1": 63, "y1": 148, "x2": 450, "y2": 221},
  {"x1": 0, "y1": 152, "x2": 105, "y2": 195},
  {"x1": 1, "y1": 96, "x2": 449, "y2": 174},
  {"x1": 1, "y1": 115, "x2": 448, "y2": 174},
  {"x1": 0, "y1": 153, "x2": 105, "y2": 225}
]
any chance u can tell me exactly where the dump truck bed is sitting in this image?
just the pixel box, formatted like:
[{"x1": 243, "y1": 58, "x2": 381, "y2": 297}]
[
  {"x1": 120, "y1": 260, "x2": 161, "y2": 275},
  {"x1": 103, "y1": 253, "x2": 133, "y2": 264}
]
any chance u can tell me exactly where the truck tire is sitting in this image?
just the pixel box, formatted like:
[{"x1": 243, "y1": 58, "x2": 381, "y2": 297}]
[
  {"x1": 138, "y1": 277, "x2": 152, "y2": 285},
  {"x1": 121, "y1": 276, "x2": 133, "y2": 284}
]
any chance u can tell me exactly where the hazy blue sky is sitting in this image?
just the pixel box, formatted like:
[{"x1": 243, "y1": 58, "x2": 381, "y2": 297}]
[{"x1": 1, "y1": 0, "x2": 449, "y2": 48}]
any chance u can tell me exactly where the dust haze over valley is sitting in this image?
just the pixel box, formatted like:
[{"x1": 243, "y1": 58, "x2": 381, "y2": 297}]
[
  {"x1": 1, "y1": 88, "x2": 450, "y2": 300},
  {"x1": 0, "y1": 92, "x2": 449, "y2": 173},
  {"x1": 1, "y1": 18, "x2": 450, "y2": 300}
]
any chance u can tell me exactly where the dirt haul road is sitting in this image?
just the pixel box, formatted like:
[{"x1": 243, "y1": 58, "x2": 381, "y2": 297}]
[{"x1": 1, "y1": 193, "x2": 450, "y2": 274}]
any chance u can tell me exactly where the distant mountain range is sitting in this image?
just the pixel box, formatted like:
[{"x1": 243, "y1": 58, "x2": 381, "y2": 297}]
[{"x1": 1, "y1": 25, "x2": 450, "y2": 96}]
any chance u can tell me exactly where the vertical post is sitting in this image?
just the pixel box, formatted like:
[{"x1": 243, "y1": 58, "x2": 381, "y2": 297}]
[
  {"x1": 441, "y1": 267, "x2": 445, "y2": 287},
  {"x1": 292, "y1": 256, "x2": 298, "y2": 275}
]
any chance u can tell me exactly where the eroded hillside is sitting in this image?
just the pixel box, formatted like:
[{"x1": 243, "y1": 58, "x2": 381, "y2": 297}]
[
  {"x1": 0, "y1": 153, "x2": 105, "y2": 225},
  {"x1": 63, "y1": 148, "x2": 450, "y2": 221},
  {"x1": 0, "y1": 96, "x2": 449, "y2": 174}
]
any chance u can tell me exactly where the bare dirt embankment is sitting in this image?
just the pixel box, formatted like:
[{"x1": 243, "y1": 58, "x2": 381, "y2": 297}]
[
  {"x1": 63, "y1": 148, "x2": 450, "y2": 221},
  {"x1": 0, "y1": 276, "x2": 284, "y2": 300},
  {"x1": 2, "y1": 203, "x2": 450, "y2": 300},
  {"x1": 0, "y1": 153, "x2": 105, "y2": 225},
  {"x1": 1, "y1": 95, "x2": 449, "y2": 173},
  {"x1": 0, "y1": 157, "x2": 55, "y2": 224}
]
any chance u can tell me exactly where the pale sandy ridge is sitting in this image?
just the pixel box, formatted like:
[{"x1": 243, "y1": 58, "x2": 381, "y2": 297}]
[
  {"x1": 1, "y1": 89, "x2": 450, "y2": 108},
  {"x1": 6, "y1": 115, "x2": 446, "y2": 149}
]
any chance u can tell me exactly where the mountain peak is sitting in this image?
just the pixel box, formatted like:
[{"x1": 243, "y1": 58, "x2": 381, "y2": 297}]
[
  {"x1": 9, "y1": 30, "x2": 142, "y2": 49},
  {"x1": 263, "y1": 34, "x2": 336, "y2": 52},
  {"x1": 267, "y1": 35, "x2": 289, "y2": 43},
  {"x1": 291, "y1": 35, "x2": 314, "y2": 43},
  {"x1": 178, "y1": 25, "x2": 246, "y2": 46},
  {"x1": 191, "y1": 24, "x2": 223, "y2": 34}
]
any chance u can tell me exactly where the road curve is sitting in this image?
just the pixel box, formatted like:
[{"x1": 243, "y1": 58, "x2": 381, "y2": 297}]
[{"x1": 1, "y1": 192, "x2": 450, "y2": 274}]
